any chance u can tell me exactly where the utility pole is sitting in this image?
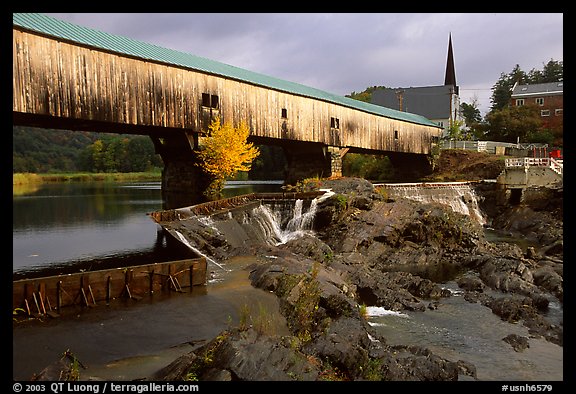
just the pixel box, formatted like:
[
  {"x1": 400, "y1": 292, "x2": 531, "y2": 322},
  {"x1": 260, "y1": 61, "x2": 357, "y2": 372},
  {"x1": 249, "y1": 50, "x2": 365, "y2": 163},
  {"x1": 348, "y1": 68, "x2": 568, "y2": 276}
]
[{"x1": 395, "y1": 89, "x2": 404, "y2": 112}]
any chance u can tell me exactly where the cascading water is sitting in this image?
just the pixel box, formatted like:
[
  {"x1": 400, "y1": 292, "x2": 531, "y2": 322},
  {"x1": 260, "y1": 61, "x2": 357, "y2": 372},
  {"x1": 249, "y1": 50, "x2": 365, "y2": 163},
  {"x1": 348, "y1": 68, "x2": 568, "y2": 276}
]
[
  {"x1": 163, "y1": 191, "x2": 330, "y2": 271},
  {"x1": 381, "y1": 182, "x2": 486, "y2": 225},
  {"x1": 173, "y1": 230, "x2": 229, "y2": 272},
  {"x1": 251, "y1": 198, "x2": 319, "y2": 245}
]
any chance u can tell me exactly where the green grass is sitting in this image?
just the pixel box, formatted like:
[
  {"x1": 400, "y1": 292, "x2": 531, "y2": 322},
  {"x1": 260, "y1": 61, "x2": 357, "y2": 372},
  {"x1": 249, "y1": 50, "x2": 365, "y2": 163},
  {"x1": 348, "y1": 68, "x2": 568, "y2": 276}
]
[{"x1": 13, "y1": 171, "x2": 162, "y2": 185}]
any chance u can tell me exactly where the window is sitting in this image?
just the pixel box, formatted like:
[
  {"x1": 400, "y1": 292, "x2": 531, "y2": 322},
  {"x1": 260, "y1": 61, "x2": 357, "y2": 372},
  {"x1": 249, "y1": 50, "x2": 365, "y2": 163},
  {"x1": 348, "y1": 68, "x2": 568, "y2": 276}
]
[
  {"x1": 281, "y1": 108, "x2": 288, "y2": 119},
  {"x1": 211, "y1": 95, "x2": 219, "y2": 109},
  {"x1": 330, "y1": 117, "x2": 340, "y2": 129},
  {"x1": 555, "y1": 109, "x2": 563, "y2": 116},
  {"x1": 516, "y1": 99, "x2": 525, "y2": 106},
  {"x1": 202, "y1": 93, "x2": 219, "y2": 109},
  {"x1": 541, "y1": 109, "x2": 550, "y2": 117},
  {"x1": 394, "y1": 130, "x2": 399, "y2": 140},
  {"x1": 535, "y1": 98, "x2": 544, "y2": 106}
]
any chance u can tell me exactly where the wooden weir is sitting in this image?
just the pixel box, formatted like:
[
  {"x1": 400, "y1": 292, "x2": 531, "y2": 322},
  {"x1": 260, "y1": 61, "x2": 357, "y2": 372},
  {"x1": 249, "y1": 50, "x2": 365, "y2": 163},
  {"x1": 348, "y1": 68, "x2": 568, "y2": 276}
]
[
  {"x1": 13, "y1": 258, "x2": 207, "y2": 318},
  {"x1": 148, "y1": 192, "x2": 324, "y2": 223}
]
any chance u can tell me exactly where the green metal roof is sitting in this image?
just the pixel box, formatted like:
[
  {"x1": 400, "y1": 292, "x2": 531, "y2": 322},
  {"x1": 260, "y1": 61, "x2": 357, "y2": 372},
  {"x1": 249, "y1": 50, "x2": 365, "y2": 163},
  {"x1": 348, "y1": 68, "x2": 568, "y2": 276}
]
[{"x1": 13, "y1": 13, "x2": 440, "y2": 129}]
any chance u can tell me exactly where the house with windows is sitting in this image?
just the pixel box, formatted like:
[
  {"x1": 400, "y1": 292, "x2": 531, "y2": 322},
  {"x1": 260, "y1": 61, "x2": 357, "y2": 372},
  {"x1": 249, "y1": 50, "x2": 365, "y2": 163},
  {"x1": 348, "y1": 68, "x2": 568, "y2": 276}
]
[
  {"x1": 510, "y1": 81, "x2": 563, "y2": 130},
  {"x1": 371, "y1": 34, "x2": 464, "y2": 138}
]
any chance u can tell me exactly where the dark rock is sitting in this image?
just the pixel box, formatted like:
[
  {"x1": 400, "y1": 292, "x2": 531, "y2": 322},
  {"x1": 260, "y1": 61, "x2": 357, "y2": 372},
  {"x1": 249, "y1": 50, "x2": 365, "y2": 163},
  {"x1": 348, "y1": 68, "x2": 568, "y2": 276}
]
[
  {"x1": 152, "y1": 352, "x2": 200, "y2": 381},
  {"x1": 303, "y1": 316, "x2": 371, "y2": 379},
  {"x1": 457, "y1": 275, "x2": 485, "y2": 292},
  {"x1": 31, "y1": 351, "x2": 86, "y2": 381},
  {"x1": 502, "y1": 334, "x2": 530, "y2": 352}
]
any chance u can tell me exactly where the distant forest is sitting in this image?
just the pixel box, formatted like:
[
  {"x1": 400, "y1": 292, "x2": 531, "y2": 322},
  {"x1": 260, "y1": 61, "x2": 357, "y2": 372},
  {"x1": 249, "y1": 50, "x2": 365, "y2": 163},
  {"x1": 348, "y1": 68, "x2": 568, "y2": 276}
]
[{"x1": 12, "y1": 126, "x2": 287, "y2": 180}]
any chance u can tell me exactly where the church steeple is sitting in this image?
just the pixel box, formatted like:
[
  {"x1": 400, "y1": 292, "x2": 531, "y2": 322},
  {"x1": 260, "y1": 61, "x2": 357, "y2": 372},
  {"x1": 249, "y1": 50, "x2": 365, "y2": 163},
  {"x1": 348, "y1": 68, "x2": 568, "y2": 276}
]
[{"x1": 444, "y1": 33, "x2": 457, "y2": 90}]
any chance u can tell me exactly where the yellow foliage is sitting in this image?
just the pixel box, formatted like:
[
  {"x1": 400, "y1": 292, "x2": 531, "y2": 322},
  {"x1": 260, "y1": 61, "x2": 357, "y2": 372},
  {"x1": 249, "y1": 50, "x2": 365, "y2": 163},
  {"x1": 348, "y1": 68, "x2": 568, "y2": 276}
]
[{"x1": 196, "y1": 117, "x2": 260, "y2": 179}]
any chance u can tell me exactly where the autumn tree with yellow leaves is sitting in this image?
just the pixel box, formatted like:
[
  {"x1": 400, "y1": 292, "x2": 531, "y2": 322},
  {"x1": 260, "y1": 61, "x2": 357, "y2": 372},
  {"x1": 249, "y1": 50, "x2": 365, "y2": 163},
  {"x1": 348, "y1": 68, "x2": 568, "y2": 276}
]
[{"x1": 196, "y1": 117, "x2": 260, "y2": 197}]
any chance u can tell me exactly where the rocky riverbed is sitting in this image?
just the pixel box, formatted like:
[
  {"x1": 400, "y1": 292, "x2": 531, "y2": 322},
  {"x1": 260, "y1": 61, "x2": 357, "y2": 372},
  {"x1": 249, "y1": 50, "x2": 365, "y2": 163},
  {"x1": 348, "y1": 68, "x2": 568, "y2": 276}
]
[
  {"x1": 31, "y1": 176, "x2": 563, "y2": 382},
  {"x1": 144, "y1": 178, "x2": 562, "y2": 381}
]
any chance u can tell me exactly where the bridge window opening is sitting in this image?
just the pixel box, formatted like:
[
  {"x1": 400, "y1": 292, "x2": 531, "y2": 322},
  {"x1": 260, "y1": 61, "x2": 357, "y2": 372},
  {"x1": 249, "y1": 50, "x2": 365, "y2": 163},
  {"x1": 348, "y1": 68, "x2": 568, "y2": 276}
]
[
  {"x1": 330, "y1": 117, "x2": 340, "y2": 129},
  {"x1": 281, "y1": 108, "x2": 288, "y2": 119},
  {"x1": 202, "y1": 93, "x2": 219, "y2": 109},
  {"x1": 394, "y1": 130, "x2": 399, "y2": 140}
]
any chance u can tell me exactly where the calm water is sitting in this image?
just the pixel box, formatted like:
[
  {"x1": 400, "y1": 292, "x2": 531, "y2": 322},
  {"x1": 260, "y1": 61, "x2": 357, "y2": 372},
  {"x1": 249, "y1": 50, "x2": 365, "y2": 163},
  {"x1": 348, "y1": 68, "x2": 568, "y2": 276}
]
[{"x1": 12, "y1": 180, "x2": 563, "y2": 381}]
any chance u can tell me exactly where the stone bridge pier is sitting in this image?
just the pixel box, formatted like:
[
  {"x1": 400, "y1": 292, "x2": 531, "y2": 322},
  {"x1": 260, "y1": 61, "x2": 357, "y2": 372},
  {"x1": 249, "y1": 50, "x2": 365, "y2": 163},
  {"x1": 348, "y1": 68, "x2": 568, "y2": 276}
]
[
  {"x1": 151, "y1": 132, "x2": 212, "y2": 209},
  {"x1": 283, "y1": 143, "x2": 344, "y2": 185}
]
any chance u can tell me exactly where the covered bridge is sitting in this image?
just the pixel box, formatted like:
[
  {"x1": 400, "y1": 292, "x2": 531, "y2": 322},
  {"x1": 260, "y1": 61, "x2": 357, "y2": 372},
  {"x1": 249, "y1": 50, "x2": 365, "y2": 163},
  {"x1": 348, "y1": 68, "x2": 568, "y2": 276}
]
[{"x1": 13, "y1": 13, "x2": 442, "y2": 206}]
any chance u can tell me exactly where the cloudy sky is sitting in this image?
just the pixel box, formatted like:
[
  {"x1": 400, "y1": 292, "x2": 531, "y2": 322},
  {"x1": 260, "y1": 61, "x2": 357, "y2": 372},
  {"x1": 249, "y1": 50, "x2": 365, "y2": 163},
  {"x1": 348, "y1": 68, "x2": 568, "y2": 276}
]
[{"x1": 44, "y1": 13, "x2": 563, "y2": 116}]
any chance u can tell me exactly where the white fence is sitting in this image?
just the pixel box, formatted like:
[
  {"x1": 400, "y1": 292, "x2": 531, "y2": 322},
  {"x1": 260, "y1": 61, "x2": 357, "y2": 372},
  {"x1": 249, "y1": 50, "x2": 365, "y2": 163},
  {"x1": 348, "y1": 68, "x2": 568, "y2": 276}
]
[
  {"x1": 505, "y1": 157, "x2": 563, "y2": 176},
  {"x1": 438, "y1": 140, "x2": 554, "y2": 156},
  {"x1": 439, "y1": 140, "x2": 517, "y2": 154}
]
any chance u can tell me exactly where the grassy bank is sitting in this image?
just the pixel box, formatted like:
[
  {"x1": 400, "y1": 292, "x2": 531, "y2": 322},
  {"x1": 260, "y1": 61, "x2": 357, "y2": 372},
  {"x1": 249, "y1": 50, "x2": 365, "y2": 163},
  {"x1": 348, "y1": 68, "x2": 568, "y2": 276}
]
[{"x1": 13, "y1": 171, "x2": 162, "y2": 185}]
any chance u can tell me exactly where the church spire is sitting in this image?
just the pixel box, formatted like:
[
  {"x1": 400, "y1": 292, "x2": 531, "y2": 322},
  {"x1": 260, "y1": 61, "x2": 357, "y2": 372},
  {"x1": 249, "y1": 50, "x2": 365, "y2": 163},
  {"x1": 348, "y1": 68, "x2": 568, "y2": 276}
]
[{"x1": 444, "y1": 33, "x2": 457, "y2": 88}]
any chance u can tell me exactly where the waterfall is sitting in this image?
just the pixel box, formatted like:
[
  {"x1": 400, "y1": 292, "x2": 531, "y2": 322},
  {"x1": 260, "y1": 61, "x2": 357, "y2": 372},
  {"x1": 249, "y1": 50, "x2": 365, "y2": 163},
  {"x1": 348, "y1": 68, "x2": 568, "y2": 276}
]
[
  {"x1": 381, "y1": 182, "x2": 486, "y2": 225},
  {"x1": 251, "y1": 198, "x2": 319, "y2": 245},
  {"x1": 161, "y1": 190, "x2": 330, "y2": 264}
]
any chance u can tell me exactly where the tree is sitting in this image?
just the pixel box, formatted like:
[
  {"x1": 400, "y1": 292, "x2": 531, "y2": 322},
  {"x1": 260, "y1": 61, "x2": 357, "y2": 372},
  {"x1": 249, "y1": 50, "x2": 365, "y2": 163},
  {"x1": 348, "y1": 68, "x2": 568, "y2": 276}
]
[
  {"x1": 196, "y1": 117, "x2": 260, "y2": 197},
  {"x1": 461, "y1": 101, "x2": 482, "y2": 126},
  {"x1": 446, "y1": 119, "x2": 467, "y2": 140},
  {"x1": 484, "y1": 105, "x2": 543, "y2": 143},
  {"x1": 346, "y1": 85, "x2": 388, "y2": 103}
]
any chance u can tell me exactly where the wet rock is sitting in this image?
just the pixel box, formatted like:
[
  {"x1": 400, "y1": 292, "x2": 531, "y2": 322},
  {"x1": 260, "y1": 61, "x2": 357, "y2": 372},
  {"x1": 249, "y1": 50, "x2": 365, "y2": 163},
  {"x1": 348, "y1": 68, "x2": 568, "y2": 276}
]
[
  {"x1": 532, "y1": 265, "x2": 563, "y2": 303},
  {"x1": 502, "y1": 334, "x2": 530, "y2": 352},
  {"x1": 381, "y1": 345, "x2": 461, "y2": 381},
  {"x1": 278, "y1": 233, "x2": 333, "y2": 263},
  {"x1": 457, "y1": 275, "x2": 485, "y2": 292},
  {"x1": 152, "y1": 352, "x2": 200, "y2": 381},
  {"x1": 485, "y1": 296, "x2": 562, "y2": 346},
  {"x1": 303, "y1": 316, "x2": 372, "y2": 379},
  {"x1": 31, "y1": 351, "x2": 86, "y2": 381},
  {"x1": 154, "y1": 328, "x2": 322, "y2": 381}
]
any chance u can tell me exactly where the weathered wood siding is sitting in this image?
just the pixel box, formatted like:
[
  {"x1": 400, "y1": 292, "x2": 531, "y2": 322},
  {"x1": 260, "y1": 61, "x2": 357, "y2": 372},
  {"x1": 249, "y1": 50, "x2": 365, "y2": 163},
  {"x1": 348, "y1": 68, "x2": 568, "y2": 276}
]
[{"x1": 13, "y1": 29, "x2": 440, "y2": 154}]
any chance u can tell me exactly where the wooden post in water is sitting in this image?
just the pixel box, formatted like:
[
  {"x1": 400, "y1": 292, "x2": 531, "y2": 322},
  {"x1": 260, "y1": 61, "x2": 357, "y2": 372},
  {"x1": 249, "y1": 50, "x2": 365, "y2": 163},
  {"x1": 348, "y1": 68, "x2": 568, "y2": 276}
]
[
  {"x1": 56, "y1": 281, "x2": 62, "y2": 313},
  {"x1": 149, "y1": 269, "x2": 155, "y2": 295},
  {"x1": 106, "y1": 276, "x2": 112, "y2": 304}
]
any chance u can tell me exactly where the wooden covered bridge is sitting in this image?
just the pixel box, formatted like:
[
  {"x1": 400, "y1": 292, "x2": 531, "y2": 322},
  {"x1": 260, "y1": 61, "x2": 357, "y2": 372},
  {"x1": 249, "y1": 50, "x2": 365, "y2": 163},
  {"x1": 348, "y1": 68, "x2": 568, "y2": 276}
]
[{"x1": 13, "y1": 13, "x2": 442, "y2": 207}]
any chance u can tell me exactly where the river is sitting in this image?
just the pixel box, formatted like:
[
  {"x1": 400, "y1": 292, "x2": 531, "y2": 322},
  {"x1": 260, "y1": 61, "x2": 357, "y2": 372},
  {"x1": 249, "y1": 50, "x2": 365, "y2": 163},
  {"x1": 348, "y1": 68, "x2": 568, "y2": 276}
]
[{"x1": 12, "y1": 180, "x2": 563, "y2": 381}]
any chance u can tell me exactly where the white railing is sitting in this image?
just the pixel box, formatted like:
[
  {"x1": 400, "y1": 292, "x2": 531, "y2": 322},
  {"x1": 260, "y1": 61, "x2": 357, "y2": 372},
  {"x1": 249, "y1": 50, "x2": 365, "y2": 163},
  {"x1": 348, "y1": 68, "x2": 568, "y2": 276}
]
[
  {"x1": 550, "y1": 157, "x2": 563, "y2": 176},
  {"x1": 505, "y1": 157, "x2": 563, "y2": 176}
]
